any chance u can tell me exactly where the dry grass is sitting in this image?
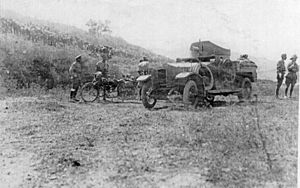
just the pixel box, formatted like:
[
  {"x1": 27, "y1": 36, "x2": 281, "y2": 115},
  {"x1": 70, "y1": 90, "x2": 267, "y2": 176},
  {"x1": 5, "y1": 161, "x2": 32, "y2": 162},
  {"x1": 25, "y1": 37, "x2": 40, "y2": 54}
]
[{"x1": 0, "y1": 83, "x2": 298, "y2": 187}]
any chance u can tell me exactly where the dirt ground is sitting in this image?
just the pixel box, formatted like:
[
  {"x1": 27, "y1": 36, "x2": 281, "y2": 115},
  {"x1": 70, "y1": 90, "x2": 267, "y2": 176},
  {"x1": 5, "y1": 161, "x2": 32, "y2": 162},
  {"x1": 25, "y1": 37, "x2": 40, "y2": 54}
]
[{"x1": 0, "y1": 85, "x2": 298, "y2": 188}]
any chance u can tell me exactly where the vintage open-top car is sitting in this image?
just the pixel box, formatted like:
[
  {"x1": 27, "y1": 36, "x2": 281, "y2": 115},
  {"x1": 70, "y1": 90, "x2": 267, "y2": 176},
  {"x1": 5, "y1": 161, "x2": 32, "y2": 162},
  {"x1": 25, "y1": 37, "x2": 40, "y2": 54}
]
[{"x1": 137, "y1": 41, "x2": 257, "y2": 109}]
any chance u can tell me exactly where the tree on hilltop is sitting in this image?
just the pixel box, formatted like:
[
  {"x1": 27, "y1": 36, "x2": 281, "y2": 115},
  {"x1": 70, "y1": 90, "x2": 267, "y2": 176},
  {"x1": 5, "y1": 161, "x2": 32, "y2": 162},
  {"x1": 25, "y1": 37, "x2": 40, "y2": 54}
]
[{"x1": 86, "y1": 19, "x2": 112, "y2": 36}]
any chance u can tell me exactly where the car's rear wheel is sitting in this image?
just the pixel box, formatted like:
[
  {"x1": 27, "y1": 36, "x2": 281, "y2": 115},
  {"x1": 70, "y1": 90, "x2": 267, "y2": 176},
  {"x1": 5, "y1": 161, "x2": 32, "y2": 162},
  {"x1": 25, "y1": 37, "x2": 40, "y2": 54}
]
[
  {"x1": 238, "y1": 78, "x2": 252, "y2": 101},
  {"x1": 183, "y1": 80, "x2": 199, "y2": 108},
  {"x1": 141, "y1": 82, "x2": 157, "y2": 109}
]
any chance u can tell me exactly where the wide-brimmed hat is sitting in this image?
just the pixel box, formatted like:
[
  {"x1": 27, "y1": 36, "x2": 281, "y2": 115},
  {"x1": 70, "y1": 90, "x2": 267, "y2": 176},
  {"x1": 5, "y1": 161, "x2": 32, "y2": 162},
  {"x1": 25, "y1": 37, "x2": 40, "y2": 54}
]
[{"x1": 290, "y1": 54, "x2": 297, "y2": 60}]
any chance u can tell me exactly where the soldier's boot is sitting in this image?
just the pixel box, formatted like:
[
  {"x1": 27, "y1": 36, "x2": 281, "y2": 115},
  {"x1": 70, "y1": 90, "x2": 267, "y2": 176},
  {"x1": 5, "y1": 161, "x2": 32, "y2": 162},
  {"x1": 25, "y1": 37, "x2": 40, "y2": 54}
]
[
  {"x1": 289, "y1": 85, "x2": 294, "y2": 98},
  {"x1": 102, "y1": 90, "x2": 106, "y2": 101},
  {"x1": 73, "y1": 89, "x2": 80, "y2": 102},
  {"x1": 70, "y1": 91, "x2": 73, "y2": 99},
  {"x1": 69, "y1": 91, "x2": 76, "y2": 102},
  {"x1": 69, "y1": 90, "x2": 79, "y2": 102},
  {"x1": 284, "y1": 88, "x2": 288, "y2": 99},
  {"x1": 275, "y1": 88, "x2": 279, "y2": 98}
]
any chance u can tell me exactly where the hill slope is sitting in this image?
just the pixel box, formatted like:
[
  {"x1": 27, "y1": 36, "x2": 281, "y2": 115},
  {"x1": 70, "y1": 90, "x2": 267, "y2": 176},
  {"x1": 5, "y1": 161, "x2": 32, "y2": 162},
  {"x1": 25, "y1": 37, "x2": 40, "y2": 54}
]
[
  {"x1": 0, "y1": 10, "x2": 173, "y2": 89},
  {"x1": 1, "y1": 9, "x2": 297, "y2": 87},
  {"x1": 0, "y1": 9, "x2": 171, "y2": 64}
]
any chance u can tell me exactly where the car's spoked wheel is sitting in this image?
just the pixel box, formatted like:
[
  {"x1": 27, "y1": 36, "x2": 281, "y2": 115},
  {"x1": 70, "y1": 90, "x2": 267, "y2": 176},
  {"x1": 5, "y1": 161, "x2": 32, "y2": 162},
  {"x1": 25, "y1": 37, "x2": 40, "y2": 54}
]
[
  {"x1": 183, "y1": 80, "x2": 199, "y2": 108},
  {"x1": 141, "y1": 82, "x2": 157, "y2": 109},
  {"x1": 81, "y1": 82, "x2": 99, "y2": 102},
  {"x1": 238, "y1": 78, "x2": 252, "y2": 101}
]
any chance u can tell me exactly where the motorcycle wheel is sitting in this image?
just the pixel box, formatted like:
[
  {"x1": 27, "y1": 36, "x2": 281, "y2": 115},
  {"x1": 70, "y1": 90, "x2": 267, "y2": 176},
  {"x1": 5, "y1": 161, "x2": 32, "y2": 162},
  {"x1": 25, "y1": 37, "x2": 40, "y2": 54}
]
[{"x1": 81, "y1": 82, "x2": 99, "y2": 102}]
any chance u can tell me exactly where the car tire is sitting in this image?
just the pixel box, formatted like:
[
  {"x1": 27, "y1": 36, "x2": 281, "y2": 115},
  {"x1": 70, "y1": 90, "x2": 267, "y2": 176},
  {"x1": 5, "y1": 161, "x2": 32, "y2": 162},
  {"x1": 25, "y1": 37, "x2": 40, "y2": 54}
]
[
  {"x1": 183, "y1": 80, "x2": 199, "y2": 108},
  {"x1": 141, "y1": 82, "x2": 157, "y2": 109},
  {"x1": 238, "y1": 78, "x2": 252, "y2": 101}
]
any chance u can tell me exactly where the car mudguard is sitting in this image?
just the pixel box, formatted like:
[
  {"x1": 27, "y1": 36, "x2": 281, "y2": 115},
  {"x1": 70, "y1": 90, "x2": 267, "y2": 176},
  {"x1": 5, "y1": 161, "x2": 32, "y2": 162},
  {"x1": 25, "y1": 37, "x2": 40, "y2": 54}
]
[
  {"x1": 137, "y1": 75, "x2": 151, "y2": 82},
  {"x1": 175, "y1": 72, "x2": 195, "y2": 79},
  {"x1": 175, "y1": 72, "x2": 205, "y2": 93}
]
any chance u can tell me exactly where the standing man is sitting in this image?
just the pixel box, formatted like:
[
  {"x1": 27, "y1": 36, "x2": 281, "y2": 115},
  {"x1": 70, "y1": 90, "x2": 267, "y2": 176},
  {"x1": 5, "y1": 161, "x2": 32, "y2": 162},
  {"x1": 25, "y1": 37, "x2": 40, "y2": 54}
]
[
  {"x1": 96, "y1": 46, "x2": 112, "y2": 78},
  {"x1": 69, "y1": 55, "x2": 83, "y2": 102},
  {"x1": 95, "y1": 46, "x2": 114, "y2": 100},
  {"x1": 285, "y1": 54, "x2": 298, "y2": 98},
  {"x1": 137, "y1": 57, "x2": 150, "y2": 100},
  {"x1": 275, "y1": 53, "x2": 287, "y2": 98},
  {"x1": 96, "y1": 57, "x2": 109, "y2": 78}
]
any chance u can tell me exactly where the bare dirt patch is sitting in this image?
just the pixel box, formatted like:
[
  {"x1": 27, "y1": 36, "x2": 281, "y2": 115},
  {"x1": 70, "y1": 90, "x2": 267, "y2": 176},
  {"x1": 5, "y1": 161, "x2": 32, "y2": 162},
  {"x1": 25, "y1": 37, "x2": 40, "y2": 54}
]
[{"x1": 0, "y1": 85, "x2": 298, "y2": 187}]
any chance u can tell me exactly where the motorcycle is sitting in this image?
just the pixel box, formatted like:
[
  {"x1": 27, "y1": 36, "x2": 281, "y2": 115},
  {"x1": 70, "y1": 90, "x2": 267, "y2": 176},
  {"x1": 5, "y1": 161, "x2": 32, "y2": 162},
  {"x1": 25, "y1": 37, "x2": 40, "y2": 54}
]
[{"x1": 80, "y1": 71, "x2": 138, "y2": 102}]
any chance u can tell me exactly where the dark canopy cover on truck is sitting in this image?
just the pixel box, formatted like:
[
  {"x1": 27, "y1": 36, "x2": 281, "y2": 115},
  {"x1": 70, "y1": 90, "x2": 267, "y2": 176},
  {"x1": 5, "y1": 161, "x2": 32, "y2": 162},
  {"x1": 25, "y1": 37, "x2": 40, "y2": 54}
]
[{"x1": 190, "y1": 41, "x2": 231, "y2": 58}]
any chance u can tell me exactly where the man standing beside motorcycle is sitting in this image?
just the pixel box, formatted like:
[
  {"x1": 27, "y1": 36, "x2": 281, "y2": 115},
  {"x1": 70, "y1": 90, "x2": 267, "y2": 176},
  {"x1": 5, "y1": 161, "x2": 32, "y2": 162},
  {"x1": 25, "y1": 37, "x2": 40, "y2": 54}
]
[
  {"x1": 69, "y1": 55, "x2": 83, "y2": 102},
  {"x1": 95, "y1": 46, "x2": 117, "y2": 100},
  {"x1": 96, "y1": 46, "x2": 112, "y2": 78}
]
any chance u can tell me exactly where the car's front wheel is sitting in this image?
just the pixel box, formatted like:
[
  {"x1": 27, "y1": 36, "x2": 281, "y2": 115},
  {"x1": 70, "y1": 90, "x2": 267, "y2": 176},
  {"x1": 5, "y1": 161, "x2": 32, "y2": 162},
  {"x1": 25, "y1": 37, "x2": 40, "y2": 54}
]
[
  {"x1": 183, "y1": 80, "x2": 199, "y2": 108},
  {"x1": 141, "y1": 82, "x2": 157, "y2": 109}
]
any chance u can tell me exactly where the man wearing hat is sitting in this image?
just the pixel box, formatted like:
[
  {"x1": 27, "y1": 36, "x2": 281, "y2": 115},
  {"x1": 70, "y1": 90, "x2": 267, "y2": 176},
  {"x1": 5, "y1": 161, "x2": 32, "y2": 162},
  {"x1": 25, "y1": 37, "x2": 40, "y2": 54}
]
[
  {"x1": 285, "y1": 54, "x2": 298, "y2": 98},
  {"x1": 96, "y1": 46, "x2": 113, "y2": 78},
  {"x1": 275, "y1": 53, "x2": 287, "y2": 98},
  {"x1": 69, "y1": 55, "x2": 83, "y2": 102}
]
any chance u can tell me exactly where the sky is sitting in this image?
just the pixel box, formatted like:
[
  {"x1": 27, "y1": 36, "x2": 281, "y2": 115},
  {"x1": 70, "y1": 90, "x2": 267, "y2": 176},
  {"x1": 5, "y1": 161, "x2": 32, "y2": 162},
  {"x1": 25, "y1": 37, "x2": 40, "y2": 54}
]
[{"x1": 0, "y1": 0, "x2": 300, "y2": 61}]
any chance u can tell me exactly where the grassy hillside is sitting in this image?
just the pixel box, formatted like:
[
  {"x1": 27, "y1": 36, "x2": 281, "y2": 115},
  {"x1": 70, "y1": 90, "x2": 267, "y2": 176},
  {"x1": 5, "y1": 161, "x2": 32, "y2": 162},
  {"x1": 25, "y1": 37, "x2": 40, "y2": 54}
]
[
  {"x1": 1, "y1": 9, "x2": 171, "y2": 61},
  {"x1": 2, "y1": 9, "x2": 297, "y2": 90},
  {"x1": 0, "y1": 13, "x2": 172, "y2": 90}
]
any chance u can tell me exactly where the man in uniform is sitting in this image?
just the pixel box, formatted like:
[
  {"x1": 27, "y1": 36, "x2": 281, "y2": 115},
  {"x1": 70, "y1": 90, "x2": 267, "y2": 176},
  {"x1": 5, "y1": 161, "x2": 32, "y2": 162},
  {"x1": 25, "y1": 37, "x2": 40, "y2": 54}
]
[
  {"x1": 275, "y1": 53, "x2": 286, "y2": 98},
  {"x1": 136, "y1": 57, "x2": 150, "y2": 100},
  {"x1": 95, "y1": 46, "x2": 115, "y2": 100},
  {"x1": 285, "y1": 54, "x2": 298, "y2": 98},
  {"x1": 69, "y1": 55, "x2": 83, "y2": 102},
  {"x1": 96, "y1": 57, "x2": 109, "y2": 78},
  {"x1": 96, "y1": 46, "x2": 111, "y2": 78}
]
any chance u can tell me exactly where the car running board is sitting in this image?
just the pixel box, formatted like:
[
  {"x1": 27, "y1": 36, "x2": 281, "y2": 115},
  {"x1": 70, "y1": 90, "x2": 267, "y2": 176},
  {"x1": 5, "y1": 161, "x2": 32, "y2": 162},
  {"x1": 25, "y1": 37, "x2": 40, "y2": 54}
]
[{"x1": 207, "y1": 89, "x2": 242, "y2": 95}]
